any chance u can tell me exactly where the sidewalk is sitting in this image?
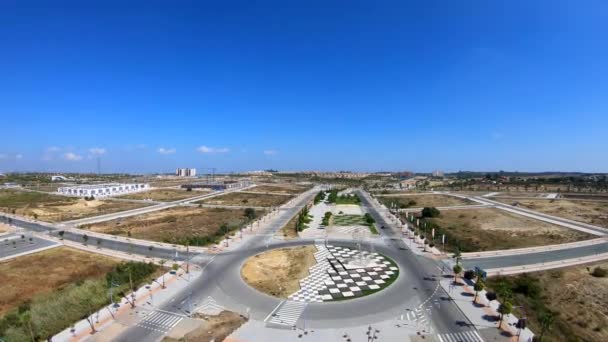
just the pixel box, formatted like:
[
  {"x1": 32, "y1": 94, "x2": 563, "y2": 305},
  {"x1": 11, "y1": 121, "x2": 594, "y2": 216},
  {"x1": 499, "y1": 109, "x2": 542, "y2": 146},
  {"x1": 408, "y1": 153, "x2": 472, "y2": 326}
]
[
  {"x1": 440, "y1": 276, "x2": 534, "y2": 342},
  {"x1": 52, "y1": 264, "x2": 203, "y2": 342}
]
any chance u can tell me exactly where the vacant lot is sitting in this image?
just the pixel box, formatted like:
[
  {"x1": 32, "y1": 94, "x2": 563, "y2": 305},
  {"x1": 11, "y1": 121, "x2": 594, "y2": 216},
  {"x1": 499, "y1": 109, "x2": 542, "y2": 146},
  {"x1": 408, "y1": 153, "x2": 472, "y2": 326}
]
[
  {"x1": 241, "y1": 246, "x2": 316, "y2": 298},
  {"x1": 380, "y1": 194, "x2": 473, "y2": 209},
  {"x1": 119, "y1": 188, "x2": 209, "y2": 201},
  {"x1": 496, "y1": 198, "x2": 608, "y2": 227},
  {"x1": 0, "y1": 223, "x2": 10, "y2": 233},
  {"x1": 487, "y1": 261, "x2": 608, "y2": 342},
  {"x1": 278, "y1": 214, "x2": 299, "y2": 239},
  {"x1": 199, "y1": 191, "x2": 293, "y2": 207},
  {"x1": 164, "y1": 310, "x2": 247, "y2": 342},
  {"x1": 23, "y1": 184, "x2": 62, "y2": 192},
  {"x1": 423, "y1": 208, "x2": 593, "y2": 252},
  {"x1": 0, "y1": 247, "x2": 119, "y2": 316},
  {"x1": 0, "y1": 189, "x2": 150, "y2": 222},
  {"x1": 563, "y1": 193, "x2": 608, "y2": 201},
  {"x1": 82, "y1": 206, "x2": 259, "y2": 246},
  {"x1": 251, "y1": 184, "x2": 310, "y2": 194}
]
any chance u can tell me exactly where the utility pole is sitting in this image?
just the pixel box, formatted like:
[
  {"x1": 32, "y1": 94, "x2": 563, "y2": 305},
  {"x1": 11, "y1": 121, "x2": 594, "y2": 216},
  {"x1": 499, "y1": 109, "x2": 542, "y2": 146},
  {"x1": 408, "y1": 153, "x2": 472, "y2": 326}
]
[{"x1": 186, "y1": 243, "x2": 190, "y2": 274}]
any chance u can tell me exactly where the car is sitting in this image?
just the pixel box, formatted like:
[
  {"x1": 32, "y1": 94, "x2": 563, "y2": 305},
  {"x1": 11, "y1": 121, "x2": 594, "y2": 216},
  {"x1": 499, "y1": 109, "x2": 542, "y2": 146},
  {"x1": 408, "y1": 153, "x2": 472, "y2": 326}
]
[{"x1": 380, "y1": 225, "x2": 385, "y2": 229}]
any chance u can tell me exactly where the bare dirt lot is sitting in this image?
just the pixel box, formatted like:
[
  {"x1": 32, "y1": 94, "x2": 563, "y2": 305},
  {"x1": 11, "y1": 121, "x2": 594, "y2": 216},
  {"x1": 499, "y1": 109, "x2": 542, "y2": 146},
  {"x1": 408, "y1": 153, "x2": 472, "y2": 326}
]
[
  {"x1": 487, "y1": 261, "x2": 608, "y2": 342},
  {"x1": 82, "y1": 206, "x2": 258, "y2": 246},
  {"x1": 0, "y1": 247, "x2": 119, "y2": 316},
  {"x1": 278, "y1": 214, "x2": 299, "y2": 240},
  {"x1": 0, "y1": 223, "x2": 10, "y2": 233},
  {"x1": 241, "y1": 246, "x2": 316, "y2": 298},
  {"x1": 425, "y1": 208, "x2": 593, "y2": 252},
  {"x1": 380, "y1": 194, "x2": 473, "y2": 208},
  {"x1": 0, "y1": 189, "x2": 150, "y2": 222},
  {"x1": 199, "y1": 191, "x2": 293, "y2": 207},
  {"x1": 496, "y1": 198, "x2": 608, "y2": 227},
  {"x1": 163, "y1": 310, "x2": 247, "y2": 342},
  {"x1": 251, "y1": 184, "x2": 311, "y2": 194},
  {"x1": 118, "y1": 188, "x2": 210, "y2": 202}
]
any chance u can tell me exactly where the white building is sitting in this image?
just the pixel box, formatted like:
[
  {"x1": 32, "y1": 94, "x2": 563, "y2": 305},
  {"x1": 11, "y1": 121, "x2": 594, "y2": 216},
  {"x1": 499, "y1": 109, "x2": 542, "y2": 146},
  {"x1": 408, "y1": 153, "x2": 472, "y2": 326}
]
[
  {"x1": 176, "y1": 168, "x2": 197, "y2": 177},
  {"x1": 57, "y1": 183, "x2": 149, "y2": 198}
]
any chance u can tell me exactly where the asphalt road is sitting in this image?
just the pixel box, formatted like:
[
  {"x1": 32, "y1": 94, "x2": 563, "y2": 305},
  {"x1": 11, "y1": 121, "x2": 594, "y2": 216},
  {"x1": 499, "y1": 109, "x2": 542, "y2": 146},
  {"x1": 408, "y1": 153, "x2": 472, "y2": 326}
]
[
  {"x1": 0, "y1": 233, "x2": 58, "y2": 259},
  {"x1": 115, "y1": 188, "x2": 480, "y2": 341},
  {"x1": 462, "y1": 242, "x2": 608, "y2": 270},
  {"x1": 0, "y1": 215, "x2": 191, "y2": 261}
]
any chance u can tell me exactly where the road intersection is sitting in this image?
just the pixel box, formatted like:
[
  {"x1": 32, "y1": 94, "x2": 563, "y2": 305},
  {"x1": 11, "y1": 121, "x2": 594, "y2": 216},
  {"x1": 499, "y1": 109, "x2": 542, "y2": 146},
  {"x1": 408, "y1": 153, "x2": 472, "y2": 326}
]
[{"x1": 6, "y1": 186, "x2": 607, "y2": 341}]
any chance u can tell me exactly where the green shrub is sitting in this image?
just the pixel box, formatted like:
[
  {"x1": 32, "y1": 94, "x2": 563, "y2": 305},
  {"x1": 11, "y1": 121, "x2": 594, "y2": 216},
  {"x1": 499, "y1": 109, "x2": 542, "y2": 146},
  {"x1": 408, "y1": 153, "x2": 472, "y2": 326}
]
[
  {"x1": 421, "y1": 207, "x2": 440, "y2": 218},
  {"x1": 463, "y1": 270, "x2": 476, "y2": 280},
  {"x1": 591, "y1": 266, "x2": 607, "y2": 278}
]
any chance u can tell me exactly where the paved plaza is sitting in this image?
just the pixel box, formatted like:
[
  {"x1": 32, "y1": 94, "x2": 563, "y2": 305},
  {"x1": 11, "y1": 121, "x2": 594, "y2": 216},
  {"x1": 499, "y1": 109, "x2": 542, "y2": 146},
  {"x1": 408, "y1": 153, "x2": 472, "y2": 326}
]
[{"x1": 288, "y1": 243, "x2": 399, "y2": 302}]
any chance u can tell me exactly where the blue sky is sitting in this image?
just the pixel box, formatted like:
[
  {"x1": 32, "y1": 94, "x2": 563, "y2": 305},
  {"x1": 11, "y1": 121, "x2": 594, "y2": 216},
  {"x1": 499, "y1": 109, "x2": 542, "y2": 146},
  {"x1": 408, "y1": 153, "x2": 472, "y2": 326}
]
[{"x1": 1, "y1": 1, "x2": 607, "y2": 173}]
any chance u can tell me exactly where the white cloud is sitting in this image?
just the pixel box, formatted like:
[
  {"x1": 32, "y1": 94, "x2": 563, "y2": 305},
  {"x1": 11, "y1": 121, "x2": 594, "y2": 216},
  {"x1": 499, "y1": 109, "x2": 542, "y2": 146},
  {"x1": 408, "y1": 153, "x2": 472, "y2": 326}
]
[
  {"x1": 158, "y1": 147, "x2": 176, "y2": 155},
  {"x1": 63, "y1": 152, "x2": 83, "y2": 161},
  {"x1": 15, "y1": 154, "x2": 23, "y2": 160},
  {"x1": 197, "y1": 146, "x2": 230, "y2": 154},
  {"x1": 46, "y1": 146, "x2": 61, "y2": 152},
  {"x1": 263, "y1": 150, "x2": 278, "y2": 155},
  {"x1": 88, "y1": 147, "x2": 107, "y2": 155},
  {"x1": 0, "y1": 154, "x2": 6, "y2": 159}
]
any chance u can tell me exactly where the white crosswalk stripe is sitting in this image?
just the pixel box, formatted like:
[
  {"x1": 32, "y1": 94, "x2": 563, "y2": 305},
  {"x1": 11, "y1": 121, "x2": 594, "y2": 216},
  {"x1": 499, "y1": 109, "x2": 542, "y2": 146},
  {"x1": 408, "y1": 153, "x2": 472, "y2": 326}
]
[
  {"x1": 264, "y1": 300, "x2": 307, "y2": 328},
  {"x1": 435, "y1": 330, "x2": 484, "y2": 342},
  {"x1": 197, "y1": 296, "x2": 225, "y2": 314},
  {"x1": 136, "y1": 310, "x2": 184, "y2": 334}
]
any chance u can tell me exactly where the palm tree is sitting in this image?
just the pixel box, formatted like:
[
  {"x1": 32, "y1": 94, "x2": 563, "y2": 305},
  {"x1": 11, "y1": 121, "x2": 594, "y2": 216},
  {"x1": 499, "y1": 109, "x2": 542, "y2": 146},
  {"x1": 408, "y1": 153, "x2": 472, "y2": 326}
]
[
  {"x1": 539, "y1": 311, "x2": 554, "y2": 341},
  {"x1": 497, "y1": 301, "x2": 512, "y2": 329},
  {"x1": 473, "y1": 278, "x2": 485, "y2": 302},
  {"x1": 158, "y1": 259, "x2": 167, "y2": 288},
  {"x1": 495, "y1": 280, "x2": 512, "y2": 302},
  {"x1": 453, "y1": 264, "x2": 462, "y2": 283},
  {"x1": 452, "y1": 247, "x2": 462, "y2": 265}
]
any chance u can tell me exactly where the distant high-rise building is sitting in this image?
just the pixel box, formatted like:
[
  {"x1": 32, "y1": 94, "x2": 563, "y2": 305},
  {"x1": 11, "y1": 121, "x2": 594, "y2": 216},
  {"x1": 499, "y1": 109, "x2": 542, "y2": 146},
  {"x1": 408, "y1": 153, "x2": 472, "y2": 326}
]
[
  {"x1": 432, "y1": 170, "x2": 444, "y2": 177},
  {"x1": 176, "y1": 168, "x2": 197, "y2": 177}
]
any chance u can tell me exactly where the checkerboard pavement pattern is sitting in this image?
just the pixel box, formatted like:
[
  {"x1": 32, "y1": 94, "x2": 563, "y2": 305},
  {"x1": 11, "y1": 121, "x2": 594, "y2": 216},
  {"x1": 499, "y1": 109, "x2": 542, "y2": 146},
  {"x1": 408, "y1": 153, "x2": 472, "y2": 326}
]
[
  {"x1": 332, "y1": 215, "x2": 367, "y2": 226},
  {"x1": 287, "y1": 244, "x2": 399, "y2": 303}
]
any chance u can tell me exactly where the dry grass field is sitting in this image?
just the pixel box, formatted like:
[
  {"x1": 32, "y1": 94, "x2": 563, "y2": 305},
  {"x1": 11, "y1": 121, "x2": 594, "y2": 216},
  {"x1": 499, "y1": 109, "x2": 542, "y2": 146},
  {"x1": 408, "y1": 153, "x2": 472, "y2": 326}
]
[
  {"x1": 82, "y1": 206, "x2": 258, "y2": 245},
  {"x1": 241, "y1": 246, "x2": 316, "y2": 298},
  {"x1": 119, "y1": 188, "x2": 210, "y2": 201},
  {"x1": 278, "y1": 214, "x2": 299, "y2": 239},
  {"x1": 0, "y1": 247, "x2": 119, "y2": 316},
  {"x1": 380, "y1": 194, "x2": 473, "y2": 208},
  {"x1": 0, "y1": 189, "x2": 150, "y2": 222},
  {"x1": 496, "y1": 198, "x2": 608, "y2": 227},
  {"x1": 199, "y1": 191, "x2": 293, "y2": 207},
  {"x1": 425, "y1": 208, "x2": 593, "y2": 252},
  {"x1": 23, "y1": 184, "x2": 61, "y2": 192},
  {"x1": 487, "y1": 261, "x2": 608, "y2": 342},
  {"x1": 250, "y1": 184, "x2": 310, "y2": 194}
]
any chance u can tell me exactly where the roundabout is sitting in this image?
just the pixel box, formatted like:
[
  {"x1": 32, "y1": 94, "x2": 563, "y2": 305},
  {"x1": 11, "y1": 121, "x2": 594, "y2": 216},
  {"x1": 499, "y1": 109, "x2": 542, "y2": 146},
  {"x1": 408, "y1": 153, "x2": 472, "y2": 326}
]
[
  {"x1": 241, "y1": 243, "x2": 400, "y2": 302},
  {"x1": 203, "y1": 238, "x2": 437, "y2": 329}
]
